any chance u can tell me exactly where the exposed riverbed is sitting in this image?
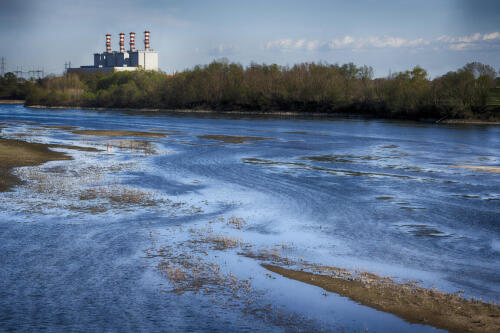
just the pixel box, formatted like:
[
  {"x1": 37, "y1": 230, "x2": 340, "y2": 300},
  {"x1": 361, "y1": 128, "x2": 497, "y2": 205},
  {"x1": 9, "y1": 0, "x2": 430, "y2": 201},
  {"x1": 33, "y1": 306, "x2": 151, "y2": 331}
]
[{"x1": 0, "y1": 104, "x2": 499, "y2": 332}]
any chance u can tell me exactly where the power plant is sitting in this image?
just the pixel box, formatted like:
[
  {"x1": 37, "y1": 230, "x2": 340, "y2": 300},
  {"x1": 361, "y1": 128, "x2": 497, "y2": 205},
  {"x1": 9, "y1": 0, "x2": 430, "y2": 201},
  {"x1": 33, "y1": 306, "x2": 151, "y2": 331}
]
[{"x1": 68, "y1": 31, "x2": 159, "y2": 73}]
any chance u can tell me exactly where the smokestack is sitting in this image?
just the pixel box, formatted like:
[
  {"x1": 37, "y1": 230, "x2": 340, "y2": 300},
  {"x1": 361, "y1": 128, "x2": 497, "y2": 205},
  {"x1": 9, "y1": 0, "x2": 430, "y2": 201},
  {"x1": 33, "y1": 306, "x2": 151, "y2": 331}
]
[
  {"x1": 144, "y1": 30, "x2": 150, "y2": 51},
  {"x1": 129, "y1": 32, "x2": 135, "y2": 52},
  {"x1": 106, "y1": 34, "x2": 111, "y2": 53},
  {"x1": 119, "y1": 33, "x2": 125, "y2": 52}
]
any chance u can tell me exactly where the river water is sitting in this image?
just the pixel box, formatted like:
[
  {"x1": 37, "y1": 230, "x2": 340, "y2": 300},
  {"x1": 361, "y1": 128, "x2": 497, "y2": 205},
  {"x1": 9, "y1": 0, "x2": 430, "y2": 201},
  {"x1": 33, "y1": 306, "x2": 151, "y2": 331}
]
[{"x1": 0, "y1": 104, "x2": 499, "y2": 332}]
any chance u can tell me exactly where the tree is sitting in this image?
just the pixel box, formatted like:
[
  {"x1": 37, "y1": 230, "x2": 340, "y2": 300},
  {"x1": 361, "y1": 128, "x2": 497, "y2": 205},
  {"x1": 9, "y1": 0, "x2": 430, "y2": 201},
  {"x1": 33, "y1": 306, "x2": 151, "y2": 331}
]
[{"x1": 463, "y1": 62, "x2": 497, "y2": 80}]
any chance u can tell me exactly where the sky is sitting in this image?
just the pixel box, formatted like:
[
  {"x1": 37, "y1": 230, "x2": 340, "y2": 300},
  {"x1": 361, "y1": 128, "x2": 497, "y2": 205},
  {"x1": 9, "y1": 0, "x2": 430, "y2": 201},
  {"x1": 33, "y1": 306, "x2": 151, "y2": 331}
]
[{"x1": 1, "y1": 0, "x2": 499, "y2": 77}]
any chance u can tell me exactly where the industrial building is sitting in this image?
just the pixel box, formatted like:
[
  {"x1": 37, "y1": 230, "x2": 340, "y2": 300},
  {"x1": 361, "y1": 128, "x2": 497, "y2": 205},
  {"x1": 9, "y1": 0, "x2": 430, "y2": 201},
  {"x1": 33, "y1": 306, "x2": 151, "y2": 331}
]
[{"x1": 68, "y1": 31, "x2": 158, "y2": 73}]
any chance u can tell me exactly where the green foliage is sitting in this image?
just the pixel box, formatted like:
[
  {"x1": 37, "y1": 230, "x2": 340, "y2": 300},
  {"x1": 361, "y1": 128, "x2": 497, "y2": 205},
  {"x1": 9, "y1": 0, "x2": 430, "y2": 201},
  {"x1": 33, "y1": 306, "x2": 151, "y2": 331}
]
[
  {"x1": 8, "y1": 61, "x2": 499, "y2": 119},
  {"x1": 0, "y1": 72, "x2": 30, "y2": 100}
]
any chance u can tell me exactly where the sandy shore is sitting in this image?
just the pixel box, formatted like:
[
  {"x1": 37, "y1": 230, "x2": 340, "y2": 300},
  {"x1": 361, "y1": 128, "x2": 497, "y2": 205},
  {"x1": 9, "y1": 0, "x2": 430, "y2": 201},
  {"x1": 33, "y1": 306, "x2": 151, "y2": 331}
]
[
  {"x1": 442, "y1": 119, "x2": 500, "y2": 125},
  {"x1": 0, "y1": 100, "x2": 25, "y2": 104}
]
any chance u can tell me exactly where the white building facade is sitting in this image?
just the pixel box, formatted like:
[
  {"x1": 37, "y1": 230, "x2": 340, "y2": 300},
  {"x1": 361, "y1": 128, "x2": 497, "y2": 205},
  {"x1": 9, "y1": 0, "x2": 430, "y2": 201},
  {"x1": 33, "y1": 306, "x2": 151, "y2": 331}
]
[{"x1": 69, "y1": 31, "x2": 159, "y2": 73}]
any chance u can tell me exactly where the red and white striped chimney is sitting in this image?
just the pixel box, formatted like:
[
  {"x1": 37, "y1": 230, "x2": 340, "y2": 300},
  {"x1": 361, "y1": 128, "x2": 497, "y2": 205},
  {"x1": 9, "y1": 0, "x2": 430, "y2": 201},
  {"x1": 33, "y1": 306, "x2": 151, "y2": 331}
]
[
  {"x1": 106, "y1": 34, "x2": 111, "y2": 53},
  {"x1": 144, "y1": 30, "x2": 150, "y2": 51},
  {"x1": 119, "y1": 33, "x2": 125, "y2": 52},
  {"x1": 129, "y1": 32, "x2": 135, "y2": 52}
]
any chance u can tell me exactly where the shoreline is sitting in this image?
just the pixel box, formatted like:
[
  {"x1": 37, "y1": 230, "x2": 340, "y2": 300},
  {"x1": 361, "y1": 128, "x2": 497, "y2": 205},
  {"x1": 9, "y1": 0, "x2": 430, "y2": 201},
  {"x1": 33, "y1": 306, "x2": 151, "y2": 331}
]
[
  {"x1": 23, "y1": 104, "x2": 500, "y2": 125},
  {"x1": 0, "y1": 100, "x2": 26, "y2": 104}
]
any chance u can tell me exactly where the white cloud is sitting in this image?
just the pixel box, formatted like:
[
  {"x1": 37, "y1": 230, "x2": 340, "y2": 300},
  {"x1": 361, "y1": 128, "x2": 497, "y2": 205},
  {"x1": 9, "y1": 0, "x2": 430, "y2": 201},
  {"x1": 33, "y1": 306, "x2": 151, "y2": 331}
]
[
  {"x1": 265, "y1": 39, "x2": 309, "y2": 51},
  {"x1": 483, "y1": 32, "x2": 500, "y2": 40},
  {"x1": 266, "y1": 32, "x2": 500, "y2": 53},
  {"x1": 436, "y1": 32, "x2": 500, "y2": 51},
  {"x1": 449, "y1": 43, "x2": 473, "y2": 51},
  {"x1": 208, "y1": 44, "x2": 238, "y2": 56}
]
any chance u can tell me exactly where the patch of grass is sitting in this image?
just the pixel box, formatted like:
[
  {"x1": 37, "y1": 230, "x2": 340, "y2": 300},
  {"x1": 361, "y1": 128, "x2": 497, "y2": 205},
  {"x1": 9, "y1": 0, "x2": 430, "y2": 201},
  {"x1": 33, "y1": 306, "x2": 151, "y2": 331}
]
[
  {"x1": 198, "y1": 134, "x2": 272, "y2": 144},
  {"x1": 80, "y1": 185, "x2": 158, "y2": 206},
  {"x1": 17, "y1": 167, "x2": 103, "y2": 196},
  {"x1": 203, "y1": 234, "x2": 242, "y2": 250}
]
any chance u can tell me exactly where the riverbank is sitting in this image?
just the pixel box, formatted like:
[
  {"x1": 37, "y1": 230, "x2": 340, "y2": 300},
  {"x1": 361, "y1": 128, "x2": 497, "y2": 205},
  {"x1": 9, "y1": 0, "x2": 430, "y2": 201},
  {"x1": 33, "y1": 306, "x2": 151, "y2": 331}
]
[
  {"x1": 441, "y1": 119, "x2": 500, "y2": 125},
  {"x1": 0, "y1": 100, "x2": 25, "y2": 104}
]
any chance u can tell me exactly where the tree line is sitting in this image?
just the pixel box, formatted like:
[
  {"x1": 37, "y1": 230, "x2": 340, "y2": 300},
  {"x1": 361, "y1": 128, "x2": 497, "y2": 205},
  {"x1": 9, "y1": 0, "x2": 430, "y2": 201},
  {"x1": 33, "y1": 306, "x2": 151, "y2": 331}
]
[{"x1": 2, "y1": 60, "x2": 499, "y2": 120}]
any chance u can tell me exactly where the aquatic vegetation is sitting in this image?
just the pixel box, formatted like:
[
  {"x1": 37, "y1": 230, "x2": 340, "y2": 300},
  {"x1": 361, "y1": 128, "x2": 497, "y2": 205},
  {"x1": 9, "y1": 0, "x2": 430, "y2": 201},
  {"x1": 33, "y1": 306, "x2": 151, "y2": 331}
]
[
  {"x1": 145, "y1": 222, "x2": 325, "y2": 331},
  {"x1": 225, "y1": 216, "x2": 246, "y2": 229},
  {"x1": 146, "y1": 214, "x2": 500, "y2": 332},
  {"x1": 79, "y1": 186, "x2": 158, "y2": 206},
  {"x1": 104, "y1": 140, "x2": 157, "y2": 155},
  {"x1": 12, "y1": 157, "x2": 185, "y2": 214}
]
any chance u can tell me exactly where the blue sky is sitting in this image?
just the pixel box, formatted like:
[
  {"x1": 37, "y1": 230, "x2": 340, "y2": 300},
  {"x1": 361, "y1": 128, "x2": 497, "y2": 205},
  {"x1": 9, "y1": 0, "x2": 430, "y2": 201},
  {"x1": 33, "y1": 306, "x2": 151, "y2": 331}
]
[{"x1": 1, "y1": 0, "x2": 499, "y2": 77}]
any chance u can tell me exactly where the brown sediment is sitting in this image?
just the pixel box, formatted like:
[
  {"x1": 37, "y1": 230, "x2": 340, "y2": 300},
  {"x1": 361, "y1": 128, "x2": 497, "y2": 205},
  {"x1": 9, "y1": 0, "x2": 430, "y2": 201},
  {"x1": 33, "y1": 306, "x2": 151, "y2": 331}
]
[
  {"x1": 453, "y1": 165, "x2": 500, "y2": 174},
  {"x1": 71, "y1": 130, "x2": 169, "y2": 138},
  {"x1": 0, "y1": 138, "x2": 71, "y2": 192},
  {"x1": 198, "y1": 134, "x2": 272, "y2": 144},
  {"x1": 262, "y1": 264, "x2": 500, "y2": 333}
]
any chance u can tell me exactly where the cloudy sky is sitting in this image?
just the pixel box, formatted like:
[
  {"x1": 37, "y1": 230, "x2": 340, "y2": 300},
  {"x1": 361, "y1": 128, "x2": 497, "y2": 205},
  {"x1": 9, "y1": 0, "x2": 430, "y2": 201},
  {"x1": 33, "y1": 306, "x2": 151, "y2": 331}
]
[{"x1": 1, "y1": 0, "x2": 499, "y2": 77}]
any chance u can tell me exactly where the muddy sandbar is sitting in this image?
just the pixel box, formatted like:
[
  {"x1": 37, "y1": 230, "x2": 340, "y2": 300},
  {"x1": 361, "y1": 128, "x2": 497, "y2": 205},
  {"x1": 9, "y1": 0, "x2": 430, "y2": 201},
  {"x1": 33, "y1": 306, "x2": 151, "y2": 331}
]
[
  {"x1": 263, "y1": 264, "x2": 500, "y2": 333},
  {"x1": 0, "y1": 138, "x2": 72, "y2": 191},
  {"x1": 453, "y1": 165, "x2": 500, "y2": 174}
]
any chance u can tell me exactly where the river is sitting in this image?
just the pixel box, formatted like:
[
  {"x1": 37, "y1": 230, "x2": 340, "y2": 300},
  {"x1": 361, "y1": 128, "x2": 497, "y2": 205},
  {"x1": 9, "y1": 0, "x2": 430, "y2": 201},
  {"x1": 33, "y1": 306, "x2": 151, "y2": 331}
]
[{"x1": 0, "y1": 104, "x2": 499, "y2": 332}]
